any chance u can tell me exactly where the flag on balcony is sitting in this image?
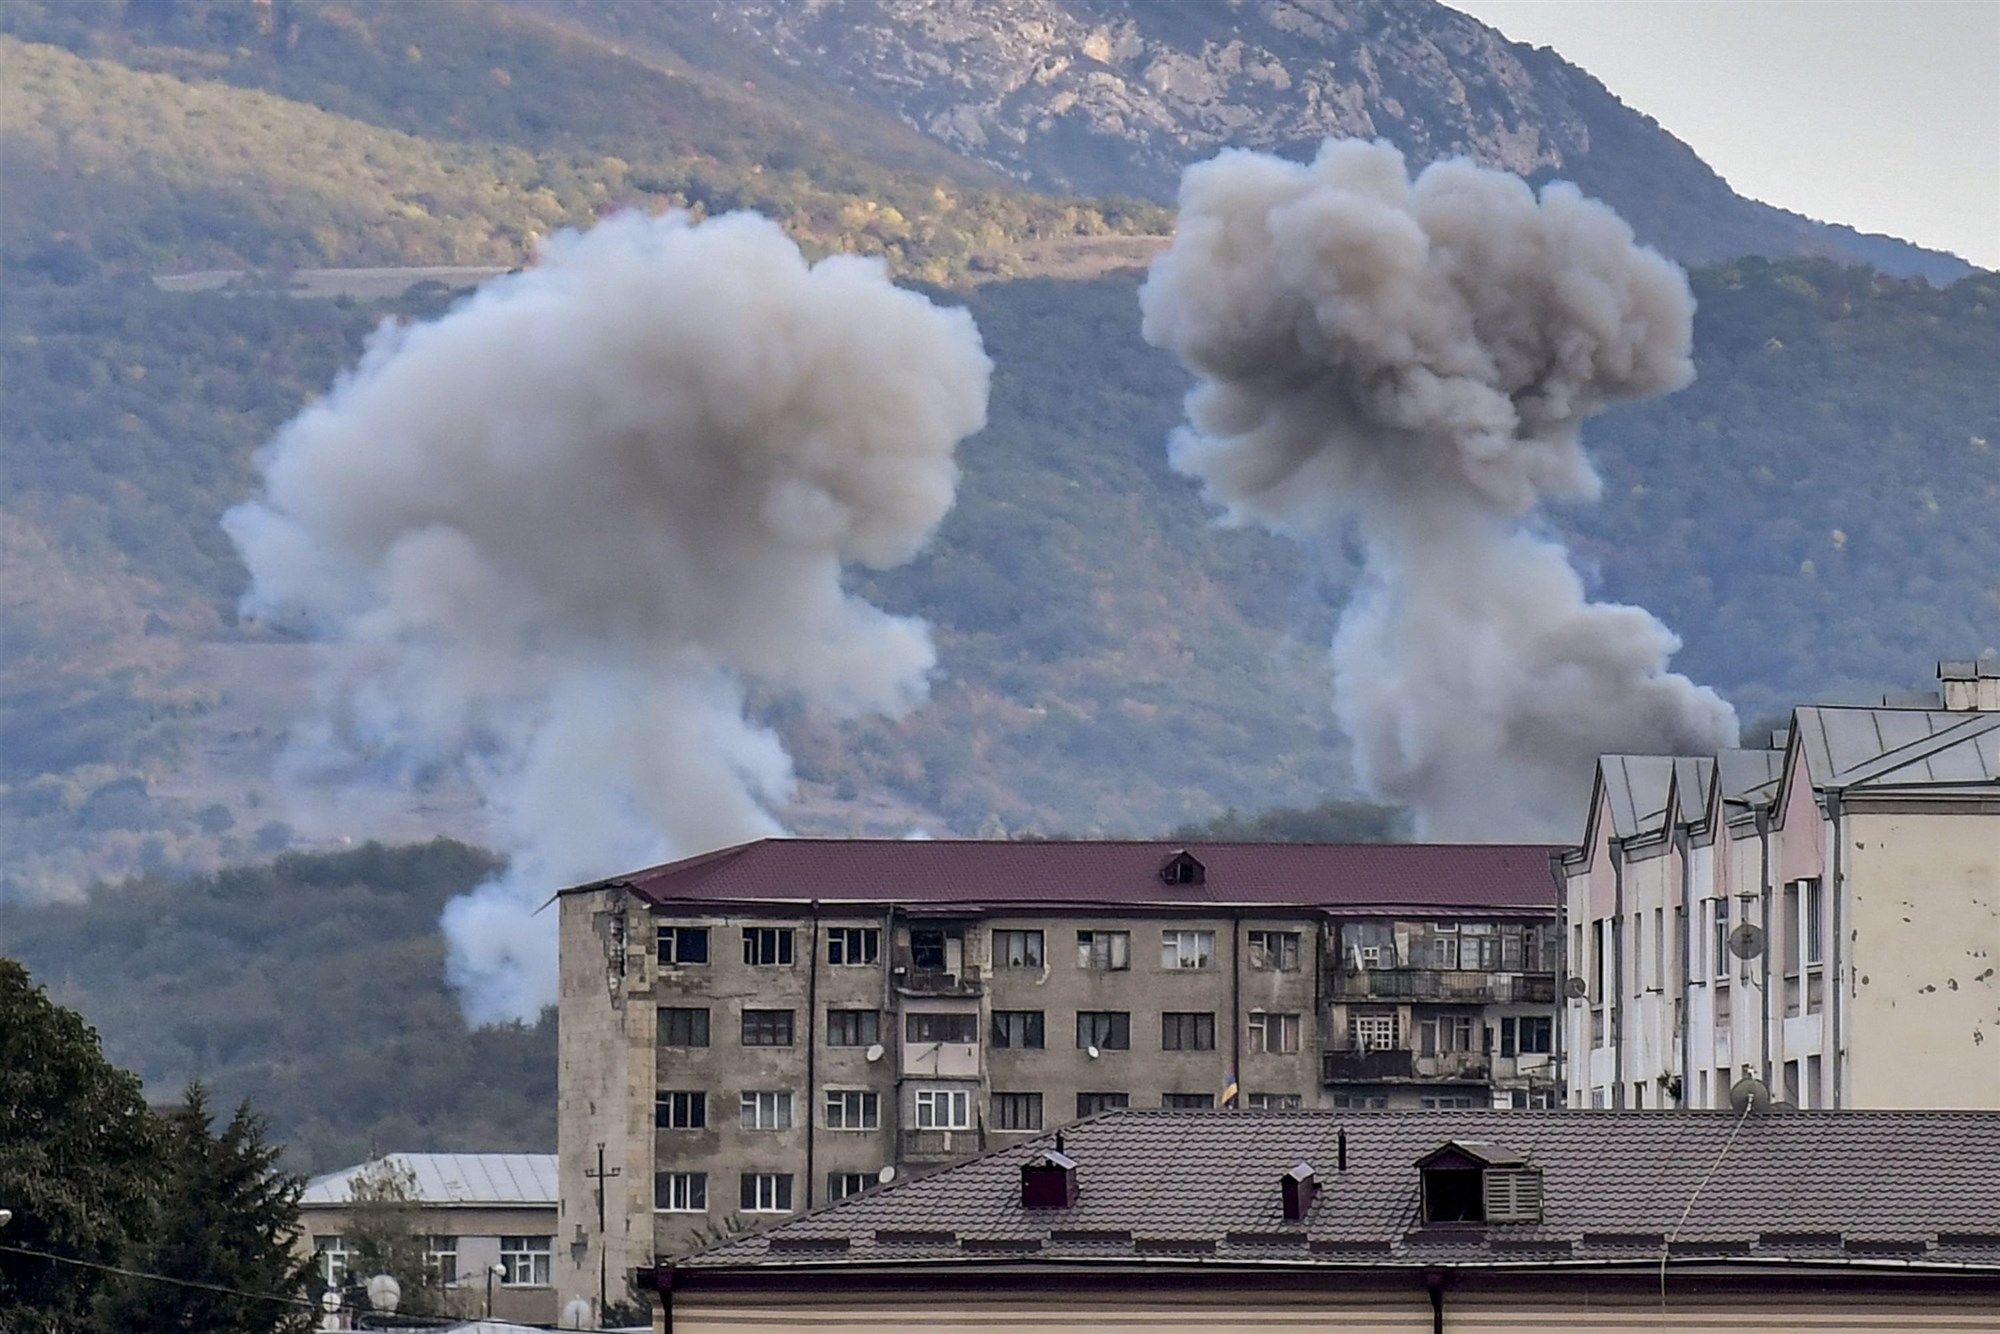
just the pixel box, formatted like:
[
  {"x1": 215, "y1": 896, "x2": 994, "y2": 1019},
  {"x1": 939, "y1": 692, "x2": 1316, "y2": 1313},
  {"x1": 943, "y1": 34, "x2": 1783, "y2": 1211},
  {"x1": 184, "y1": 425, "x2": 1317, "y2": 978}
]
[{"x1": 1221, "y1": 1069, "x2": 1239, "y2": 1109}]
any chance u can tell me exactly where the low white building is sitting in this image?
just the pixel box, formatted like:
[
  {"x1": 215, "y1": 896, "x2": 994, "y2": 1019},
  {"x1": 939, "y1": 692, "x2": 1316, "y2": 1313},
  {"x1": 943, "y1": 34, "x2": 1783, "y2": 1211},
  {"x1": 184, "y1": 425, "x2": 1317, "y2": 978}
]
[
  {"x1": 1560, "y1": 660, "x2": 2000, "y2": 1110},
  {"x1": 300, "y1": 1153, "x2": 559, "y2": 1326}
]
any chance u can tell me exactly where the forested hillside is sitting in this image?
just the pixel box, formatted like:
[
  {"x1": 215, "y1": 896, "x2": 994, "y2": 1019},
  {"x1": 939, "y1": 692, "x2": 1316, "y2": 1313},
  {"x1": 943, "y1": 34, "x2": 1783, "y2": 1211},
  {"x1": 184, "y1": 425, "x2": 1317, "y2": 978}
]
[{"x1": 0, "y1": 840, "x2": 552, "y2": 1173}]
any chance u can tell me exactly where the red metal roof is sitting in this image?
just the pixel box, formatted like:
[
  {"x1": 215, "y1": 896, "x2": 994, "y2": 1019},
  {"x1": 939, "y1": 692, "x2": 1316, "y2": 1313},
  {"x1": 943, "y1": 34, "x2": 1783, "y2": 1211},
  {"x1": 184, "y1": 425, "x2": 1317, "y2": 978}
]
[{"x1": 574, "y1": 839, "x2": 1560, "y2": 916}]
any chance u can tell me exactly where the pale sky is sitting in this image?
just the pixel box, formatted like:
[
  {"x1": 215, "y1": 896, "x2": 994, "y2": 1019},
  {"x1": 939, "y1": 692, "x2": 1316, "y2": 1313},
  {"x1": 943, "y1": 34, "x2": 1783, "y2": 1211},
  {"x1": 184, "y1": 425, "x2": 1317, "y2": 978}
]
[{"x1": 1445, "y1": 0, "x2": 2000, "y2": 270}]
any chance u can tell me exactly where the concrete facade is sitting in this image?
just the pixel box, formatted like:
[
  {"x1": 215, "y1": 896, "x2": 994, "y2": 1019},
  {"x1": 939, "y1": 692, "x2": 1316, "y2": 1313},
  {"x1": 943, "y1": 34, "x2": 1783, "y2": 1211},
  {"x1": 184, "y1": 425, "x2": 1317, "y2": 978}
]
[
  {"x1": 1560, "y1": 661, "x2": 2000, "y2": 1110},
  {"x1": 555, "y1": 842, "x2": 1561, "y2": 1320}
]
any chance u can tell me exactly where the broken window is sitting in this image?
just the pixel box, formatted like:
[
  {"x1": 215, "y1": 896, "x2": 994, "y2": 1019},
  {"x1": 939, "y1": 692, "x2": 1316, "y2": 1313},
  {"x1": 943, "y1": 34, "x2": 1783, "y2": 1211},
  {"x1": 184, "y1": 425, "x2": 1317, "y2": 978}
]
[
  {"x1": 1076, "y1": 930, "x2": 1130, "y2": 971},
  {"x1": 1248, "y1": 930, "x2": 1302, "y2": 972},
  {"x1": 910, "y1": 927, "x2": 950, "y2": 971}
]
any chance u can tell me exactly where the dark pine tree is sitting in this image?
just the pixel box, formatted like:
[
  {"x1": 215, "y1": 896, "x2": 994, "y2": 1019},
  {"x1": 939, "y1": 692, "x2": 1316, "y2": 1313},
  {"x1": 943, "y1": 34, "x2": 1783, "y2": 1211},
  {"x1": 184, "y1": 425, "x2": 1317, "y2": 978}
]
[{"x1": 93, "y1": 1085, "x2": 315, "y2": 1334}]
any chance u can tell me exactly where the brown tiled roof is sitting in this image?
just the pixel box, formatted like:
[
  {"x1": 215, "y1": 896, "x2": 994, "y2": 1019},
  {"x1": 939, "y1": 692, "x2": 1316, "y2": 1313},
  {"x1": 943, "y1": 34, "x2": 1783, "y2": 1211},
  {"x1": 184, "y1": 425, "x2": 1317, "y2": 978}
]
[
  {"x1": 572, "y1": 839, "x2": 1561, "y2": 916},
  {"x1": 675, "y1": 1108, "x2": 2000, "y2": 1273}
]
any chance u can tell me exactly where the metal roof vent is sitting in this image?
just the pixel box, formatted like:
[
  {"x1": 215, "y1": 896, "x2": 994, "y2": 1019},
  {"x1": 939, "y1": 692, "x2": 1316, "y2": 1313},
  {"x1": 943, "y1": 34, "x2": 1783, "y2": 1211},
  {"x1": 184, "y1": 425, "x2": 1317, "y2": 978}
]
[
  {"x1": 1160, "y1": 851, "x2": 1205, "y2": 886},
  {"x1": 1280, "y1": 1162, "x2": 1318, "y2": 1222},
  {"x1": 1021, "y1": 1150, "x2": 1078, "y2": 1210}
]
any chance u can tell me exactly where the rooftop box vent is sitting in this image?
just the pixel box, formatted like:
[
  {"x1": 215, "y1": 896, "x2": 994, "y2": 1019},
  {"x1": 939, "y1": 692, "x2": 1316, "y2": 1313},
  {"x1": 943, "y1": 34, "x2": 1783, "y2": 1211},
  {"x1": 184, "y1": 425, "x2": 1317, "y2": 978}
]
[
  {"x1": 1280, "y1": 1162, "x2": 1318, "y2": 1222},
  {"x1": 1415, "y1": 1141, "x2": 1541, "y2": 1225},
  {"x1": 1160, "y1": 851, "x2": 1205, "y2": 886},
  {"x1": 1021, "y1": 1149, "x2": 1078, "y2": 1210}
]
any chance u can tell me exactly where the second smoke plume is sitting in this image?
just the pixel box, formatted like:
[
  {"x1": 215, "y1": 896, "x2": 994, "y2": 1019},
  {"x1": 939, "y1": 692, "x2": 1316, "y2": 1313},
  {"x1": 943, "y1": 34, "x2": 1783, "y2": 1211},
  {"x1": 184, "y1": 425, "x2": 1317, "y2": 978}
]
[{"x1": 1141, "y1": 140, "x2": 1735, "y2": 840}]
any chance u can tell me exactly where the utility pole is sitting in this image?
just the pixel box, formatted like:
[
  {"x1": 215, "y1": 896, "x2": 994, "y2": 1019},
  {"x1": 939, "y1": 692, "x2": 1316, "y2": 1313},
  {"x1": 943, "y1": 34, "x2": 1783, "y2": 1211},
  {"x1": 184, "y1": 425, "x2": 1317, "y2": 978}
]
[{"x1": 584, "y1": 1142, "x2": 620, "y2": 1315}]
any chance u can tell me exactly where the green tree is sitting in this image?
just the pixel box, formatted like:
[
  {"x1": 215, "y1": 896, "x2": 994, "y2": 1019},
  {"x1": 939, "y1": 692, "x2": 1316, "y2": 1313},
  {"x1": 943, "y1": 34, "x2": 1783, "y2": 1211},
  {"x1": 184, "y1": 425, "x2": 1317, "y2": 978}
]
[
  {"x1": 342, "y1": 1160, "x2": 452, "y2": 1317},
  {"x1": 93, "y1": 1085, "x2": 315, "y2": 1334},
  {"x1": 0, "y1": 959, "x2": 161, "y2": 1334}
]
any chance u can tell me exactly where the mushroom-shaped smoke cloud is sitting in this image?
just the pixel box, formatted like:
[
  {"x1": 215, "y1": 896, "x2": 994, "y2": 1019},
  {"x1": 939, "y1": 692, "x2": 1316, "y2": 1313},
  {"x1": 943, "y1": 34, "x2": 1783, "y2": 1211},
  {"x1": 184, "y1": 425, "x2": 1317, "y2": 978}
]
[
  {"x1": 227, "y1": 211, "x2": 991, "y2": 1022},
  {"x1": 1141, "y1": 140, "x2": 1735, "y2": 841}
]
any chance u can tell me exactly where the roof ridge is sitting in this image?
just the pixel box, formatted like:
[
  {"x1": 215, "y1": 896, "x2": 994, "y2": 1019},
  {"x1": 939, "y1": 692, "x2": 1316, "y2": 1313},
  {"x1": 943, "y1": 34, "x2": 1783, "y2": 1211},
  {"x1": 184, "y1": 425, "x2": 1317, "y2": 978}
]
[{"x1": 1832, "y1": 711, "x2": 2000, "y2": 786}]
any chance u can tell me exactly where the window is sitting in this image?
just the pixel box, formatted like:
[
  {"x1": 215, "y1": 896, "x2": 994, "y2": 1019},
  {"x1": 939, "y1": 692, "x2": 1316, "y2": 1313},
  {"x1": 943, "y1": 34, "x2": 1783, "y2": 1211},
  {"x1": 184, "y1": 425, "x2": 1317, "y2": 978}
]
[
  {"x1": 828, "y1": 1172, "x2": 874, "y2": 1201},
  {"x1": 1351, "y1": 1011, "x2": 1399, "y2": 1051},
  {"x1": 739, "y1": 1091, "x2": 794, "y2": 1131},
  {"x1": 315, "y1": 1235, "x2": 350, "y2": 1286},
  {"x1": 1419, "y1": 1014, "x2": 1475, "y2": 1055},
  {"x1": 1163, "y1": 1092, "x2": 1215, "y2": 1109},
  {"x1": 1076, "y1": 1091, "x2": 1129, "y2": 1118},
  {"x1": 1161, "y1": 1011, "x2": 1216, "y2": 1051},
  {"x1": 655, "y1": 1172, "x2": 707, "y2": 1213},
  {"x1": 1161, "y1": 929, "x2": 1216, "y2": 969},
  {"x1": 990, "y1": 1010, "x2": 1045, "y2": 1049},
  {"x1": 1248, "y1": 930, "x2": 1301, "y2": 972},
  {"x1": 1359, "y1": 944, "x2": 1384, "y2": 968},
  {"x1": 825, "y1": 1008, "x2": 880, "y2": 1047},
  {"x1": 1248, "y1": 1092, "x2": 1304, "y2": 1110},
  {"x1": 909, "y1": 927, "x2": 954, "y2": 970},
  {"x1": 1711, "y1": 900, "x2": 1729, "y2": 979},
  {"x1": 827, "y1": 927, "x2": 880, "y2": 966},
  {"x1": 993, "y1": 1092, "x2": 1044, "y2": 1131},
  {"x1": 659, "y1": 1006, "x2": 710, "y2": 1047},
  {"x1": 824, "y1": 1089, "x2": 880, "y2": 1130},
  {"x1": 1330, "y1": 1092, "x2": 1387, "y2": 1109},
  {"x1": 655, "y1": 1090, "x2": 706, "y2": 1129},
  {"x1": 1421, "y1": 1094, "x2": 1479, "y2": 1109},
  {"x1": 425, "y1": 1236, "x2": 458, "y2": 1285},
  {"x1": 1782, "y1": 882, "x2": 1802, "y2": 972},
  {"x1": 740, "y1": 1173, "x2": 794, "y2": 1213},
  {"x1": 914, "y1": 1085, "x2": 973, "y2": 1129},
  {"x1": 656, "y1": 925, "x2": 709, "y2": 966},
  {"x1": 742, "y1": 927, "x2": 794, "y2": 966},
  {"x1": 1499, "y1": 1016, "x2": 1552, "y2": 1058},
  {"x1": 1433, "y1": 935, "x2": 1461, "y2": 969},
  {"x1": 740, "y1": 1008, "x2": 795, "y2": 1046},
  {"x1": 906, "y1": 1011, "x2": 978, "y2": 1043},
  {"x1": 1076, "y1": 1011, "x2": 1131, "y2": 1050},
  {"x1": 1434, "y1": 921, "x2": 1460, "y2": 934},
  {"x1": 1805, "y1": 880, "x2": 1825, "y2": 966},
  {"x1": 1248, "y1": 1011, "x2": 1301, "y2": 1054},
  {"x1": 993, "y1": 929, "x2": 1045, "y2": 968},
  {"x1": 1076, "y1": 930, "x2": 1130, "y2": 971},
  {"x1": 498, "y1": 1236, "x2": 551, "y2": 1287}
]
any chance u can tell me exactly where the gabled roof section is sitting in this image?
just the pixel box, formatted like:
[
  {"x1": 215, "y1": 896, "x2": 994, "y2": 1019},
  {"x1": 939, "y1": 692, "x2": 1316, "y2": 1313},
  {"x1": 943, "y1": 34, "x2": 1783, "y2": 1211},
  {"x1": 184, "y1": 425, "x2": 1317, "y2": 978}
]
[
  {"x1": 1790, "y1": 706, "x2": 2000, "y2": 797},
  {"x1": 571, "y1": 839, "x2": 1563, "y2": 916},
  {"x1": 1416, "y1": 1139, "x2": 1529, "y2": 1170},
  {"x1": 674, "y1": 1109, "x2": 2000, "y2": 1274},
  {"x1": 1596, "y1": 755, "x2": 1681, "y2": 839},
  {"x1": 302, "y1": 1153, "x2": 557, "y2": 1207}
]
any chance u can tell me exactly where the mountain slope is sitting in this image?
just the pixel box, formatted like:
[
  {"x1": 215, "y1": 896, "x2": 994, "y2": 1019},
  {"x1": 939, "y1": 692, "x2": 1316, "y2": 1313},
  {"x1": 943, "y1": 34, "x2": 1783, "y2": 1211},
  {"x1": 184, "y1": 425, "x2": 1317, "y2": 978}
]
[{"x1": 597, "y1": 0, "x2": 1969, "y2": 282}]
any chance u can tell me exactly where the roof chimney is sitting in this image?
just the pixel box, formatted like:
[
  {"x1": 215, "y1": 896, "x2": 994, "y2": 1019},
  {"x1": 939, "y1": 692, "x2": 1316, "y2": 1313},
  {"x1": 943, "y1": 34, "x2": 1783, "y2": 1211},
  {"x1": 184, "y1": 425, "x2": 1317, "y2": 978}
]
[
  {"x1": 1281, "y1": 1162, "x2": 1318, "y2": 1222},
  {"x1": 1939, "y1": 660, "x2": 2000, "y2": 711},
  {"x1": 1021, "y1": 1150, "x2": 1078, "y2": 1210}
]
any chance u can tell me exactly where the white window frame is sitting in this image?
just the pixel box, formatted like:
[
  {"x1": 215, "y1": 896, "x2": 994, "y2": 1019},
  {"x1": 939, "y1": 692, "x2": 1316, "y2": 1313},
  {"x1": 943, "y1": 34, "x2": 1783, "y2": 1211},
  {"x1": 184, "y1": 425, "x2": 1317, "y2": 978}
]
[
  {"x1": 656, "y1": 924, "x2": 709, "y2": 966},
  {"x1": 739, "y1": 1090, "x2": 794, "y2": 1131},
  {"x1": 1433, "y1": 935, "x2": 1461, "y2": 969},
  {"x1": 1359, "y1": 944, "x2": 1384, "y2": 969},
  {"x1": 1248, "y1": 930, "x2": 1301, "y2": 972},
  {"x1": 655, "y1": 1172, "x2": 708, "y2": 1214},
  {"x1": 656, "y1": 1089, "x2": 706, "y2": 1130},
  {"x1": 993, "y1": 929, "x2": 1045, "y2": 969},
  {"x1": 740, "y1": 1173, "x2": 794, "y2": 1214},
  {"x1": 1352, "y1": 1011, "x2": 1399, "y2": 1051},
  {"x1": 1711, "y1": 899, "x2": 1730, "y2": 979},
  {"x1": 741, "y1": 927, "x2": 795, "y2": 966},
  {"x1": 424, "y1": 1235, "x2": 458, "y2": 1285},
  {"x1": 827, "y1": 926, "x2": 880, "y2": 966},
  {"x1": 1245, "y1": 1092, "x2": 1303, "y2": 1110},
  {"x1": 497, "y1": 1236, "x2": 551, "y2": 1287},
  {"x1": 1160, "y1": 929, "x2": 1216, "y2": 970},
  {"x1": 914, "y1": 1085, "x2": 973, "y2": 1130},
  {"x1": 827, "y1": 1171, "x2": 873, "y2": 1201},
  {"x1": 315, "y1": 1235, "x2": 350, "y2": 1287},
  {"x1": 823, "y1": 1088, "x2": 880, "y2": 1131},
  {"x1": 1248, "y1": 1010, "x2": 1301, "y2": 1054},
  {"x1": 1077, "y1": 930, "x2": 1131, "y2": 971}
]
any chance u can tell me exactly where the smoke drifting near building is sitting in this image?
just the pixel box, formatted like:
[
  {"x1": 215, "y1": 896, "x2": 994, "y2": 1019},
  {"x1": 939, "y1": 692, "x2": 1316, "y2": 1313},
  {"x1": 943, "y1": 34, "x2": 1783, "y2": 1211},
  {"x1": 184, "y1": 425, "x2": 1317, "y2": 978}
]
[
  {"x1": 226, "y1": 211, "x2": 991, "y2": 1023},
  {"x1": 1140, "y1": 140, "x2": 1736, "y2": 841}
]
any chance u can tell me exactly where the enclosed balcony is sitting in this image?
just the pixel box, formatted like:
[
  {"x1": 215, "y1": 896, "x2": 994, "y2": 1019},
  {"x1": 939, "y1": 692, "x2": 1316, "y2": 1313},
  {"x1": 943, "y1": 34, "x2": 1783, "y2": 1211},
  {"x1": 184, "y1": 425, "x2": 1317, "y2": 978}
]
[
  {"x1": 1329, "y1": 969, "x2": 1556, "y2": 1005},
  {"x1": 1321, "y1": 1048, "x2": 1491, "y2": 1085}
]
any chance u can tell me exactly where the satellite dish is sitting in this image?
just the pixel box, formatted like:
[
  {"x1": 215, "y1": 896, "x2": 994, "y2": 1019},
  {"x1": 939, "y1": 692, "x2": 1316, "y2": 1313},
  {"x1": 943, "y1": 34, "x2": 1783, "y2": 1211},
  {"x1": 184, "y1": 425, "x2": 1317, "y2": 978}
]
[
  {"x1": 319, "y1": 1291, "x2": 341, "y2": 1314},
  {"x1": 1086, "y1": 1045, "x2": 1101, "y2": 1059},
  {"x1": 562, "y1": 1297, "x2": 594, "y2": 1329},
  {"x1": 365, "y1": 1274, "x2": 400, "y2": 1314},
  {"x1": 1729, "y1": 1074, "x2": 1775, "y2": 1114},
  {"x1": 1728, "y1": 923, "x2": 1767, "y2": 960},
  {"x1": 1562, "y1": 976, "x2": 1589, "y2": 1000},
  {"x1": 864, "y1": 1043, "x2": 884, "y2": 1063},
  {"x1": 877, "y1": 1164, "x2": 897, "y2": 1185}
]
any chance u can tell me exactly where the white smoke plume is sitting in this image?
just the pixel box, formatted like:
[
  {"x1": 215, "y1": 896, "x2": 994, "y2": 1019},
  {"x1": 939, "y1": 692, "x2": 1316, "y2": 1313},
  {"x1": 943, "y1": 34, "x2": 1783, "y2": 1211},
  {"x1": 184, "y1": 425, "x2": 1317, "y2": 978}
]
[
  {"x1": 1140, "y1": 140, "x2": 1736, "y2": 841},
  {"x1": 226, "y1": 211, "x2": 990, "y2": 1023}
]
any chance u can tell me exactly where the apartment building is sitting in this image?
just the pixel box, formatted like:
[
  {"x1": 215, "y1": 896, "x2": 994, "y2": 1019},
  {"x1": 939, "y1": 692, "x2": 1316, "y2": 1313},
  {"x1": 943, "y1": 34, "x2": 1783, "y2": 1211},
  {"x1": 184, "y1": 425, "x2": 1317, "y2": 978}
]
[
  {"x1": 1560, "y1": 660, "x2": 2000, "y2": 1111},
  {"x1": 555, "y1": 839, "x2": 1559, "y2": 1317}
]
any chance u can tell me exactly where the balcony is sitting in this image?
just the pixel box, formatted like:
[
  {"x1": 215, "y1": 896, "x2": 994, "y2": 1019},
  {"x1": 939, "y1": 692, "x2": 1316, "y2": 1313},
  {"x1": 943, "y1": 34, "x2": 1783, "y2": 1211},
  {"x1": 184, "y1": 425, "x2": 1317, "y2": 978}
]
[
  {"x1": 1321, "y1": 1048, "x2": 1491, "y2": 1085},
  {"x1": 891, "y1": 958, "x2": 984, "y2": 997},
  {"x1": 1329, "y1": 969, "x2": 1556, "y2": 1005},
  {"x1": 899, "y1": 1127, "x2": 984, "y2": 1163}
]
